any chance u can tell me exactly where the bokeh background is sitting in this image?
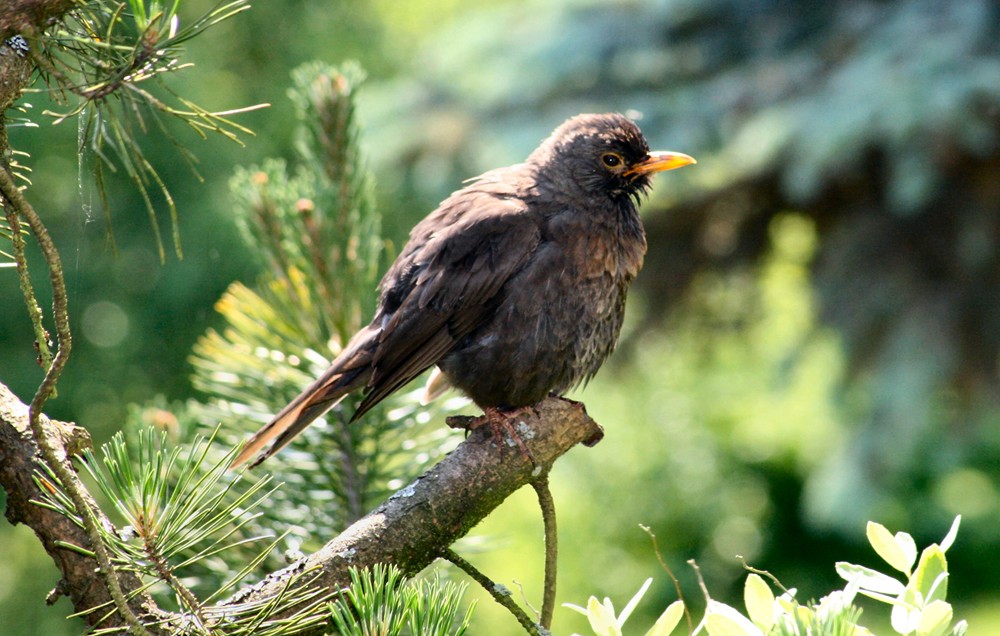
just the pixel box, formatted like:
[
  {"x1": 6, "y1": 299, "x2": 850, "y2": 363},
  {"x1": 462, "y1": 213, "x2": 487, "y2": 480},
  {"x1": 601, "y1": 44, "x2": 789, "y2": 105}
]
[{"x1": 3, "y1": 0, "x2": 1000, "y2": 634}]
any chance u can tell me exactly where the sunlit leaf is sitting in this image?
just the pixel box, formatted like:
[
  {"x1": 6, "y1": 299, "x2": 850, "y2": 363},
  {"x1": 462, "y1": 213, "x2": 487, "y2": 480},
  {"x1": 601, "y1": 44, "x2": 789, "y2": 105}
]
[
  {"x1": 913, "y1": 545, "x2": 949, "y2": 605},
  {"x1": 743, "y1": 573, "x2": 775, "y2": 632},
  {"x1": 704, "y1": 600, "x2": 764, "y2": 636},
  {"x1": 836, "y1": 562, "x2": 906, "y2": 596},
  {"x1": 939, "y1": 516, "x2": 962, "y2": 553},
  {"x1": 891, "y1": 585, "x2": 921, "y2": 635},
  {"x1": 645, "y1": 600, "x2": 684, "y2": 636},
  {"x1": 586, "y1": 596, "x2": 621, "y2": 636},
  {"x1": 618, "y1": 578, "x2": 653, "y2": 627},
  {"x1": 894, "y1": 531, "x2": 919, "y2": 572},
  {"x1": 867, "y1": 521, "x2": 915, "y2": 575},
  {"x1": 916, "y1": 600, "x2": 954, "y2": 636}
]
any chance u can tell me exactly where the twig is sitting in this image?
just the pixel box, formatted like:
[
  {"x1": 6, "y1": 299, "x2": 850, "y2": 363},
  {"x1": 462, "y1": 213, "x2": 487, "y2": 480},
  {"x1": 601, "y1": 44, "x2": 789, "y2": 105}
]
[
  {"x1": 3, "y1": 203, "x2": 52, "y2": 370},
  {"x1": 738, "y1": 556, "x2": 792, "y2": 595},
  {"x1": 442, "y1": 548, "x2": 545, "y2": 636},
  {"x1": 687, "y1": 558, "x2": 712, "y2": 636},
  {"x1": 532, "y1": 474, "x2": 557, "y2": 630},
  {"x1": 0, "y1": 165, "x2": 151, "y2": 636},
  {"x1": 642, "y1": 524, "x2": 693, "y2": 634}
]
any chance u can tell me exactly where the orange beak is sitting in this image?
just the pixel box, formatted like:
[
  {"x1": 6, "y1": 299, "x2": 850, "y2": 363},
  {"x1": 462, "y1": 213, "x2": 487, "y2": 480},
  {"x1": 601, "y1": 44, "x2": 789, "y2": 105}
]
[{"x1": 624, "y1": 151, "x2": 697, "y2": 177}]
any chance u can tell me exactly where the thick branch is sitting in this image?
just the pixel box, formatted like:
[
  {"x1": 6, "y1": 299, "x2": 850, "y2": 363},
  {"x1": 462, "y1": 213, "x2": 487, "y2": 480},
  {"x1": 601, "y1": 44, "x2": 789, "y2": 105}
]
[
  {"x1": 1, "y1": 383, "x2": 603, "y2": 634},
  {"x1": 0, "y1": 381, "x2": 165, "y2": 632},
  {"x1": 220, "y1": 397, "x2": 603, "y2": 630},
  {"x1": 0, "y1": 0, "x2": 76, "y2": 41},
  {"x1": 1, "y1": 0, "x2": 76, "y2": 114}
]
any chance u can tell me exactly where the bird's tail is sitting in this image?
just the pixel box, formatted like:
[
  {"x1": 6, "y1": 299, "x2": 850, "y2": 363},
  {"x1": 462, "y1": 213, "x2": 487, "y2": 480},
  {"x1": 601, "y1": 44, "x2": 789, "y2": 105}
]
[{"x1": 229, "y1": 330, "x2": 376, "y2": 469}]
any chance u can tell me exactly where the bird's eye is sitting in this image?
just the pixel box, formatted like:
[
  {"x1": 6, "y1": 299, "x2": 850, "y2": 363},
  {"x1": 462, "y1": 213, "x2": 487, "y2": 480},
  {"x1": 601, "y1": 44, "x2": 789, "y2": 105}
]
[{"x1": 601, "y1": 152, "x2": 623, "y2": 169}]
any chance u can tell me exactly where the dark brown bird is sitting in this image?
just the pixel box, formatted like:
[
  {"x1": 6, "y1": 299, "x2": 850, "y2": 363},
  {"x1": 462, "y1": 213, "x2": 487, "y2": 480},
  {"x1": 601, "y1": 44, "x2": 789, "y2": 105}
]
[{"x1": 231, "y1": 113, "x2": 695, "y2": 468}]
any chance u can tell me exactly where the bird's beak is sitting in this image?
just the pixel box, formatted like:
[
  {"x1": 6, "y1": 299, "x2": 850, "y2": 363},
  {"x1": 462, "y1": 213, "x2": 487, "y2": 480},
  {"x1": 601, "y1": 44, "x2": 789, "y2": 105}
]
[{"x1": 625, "y1": 151, "x2": 697, "y2": 177}]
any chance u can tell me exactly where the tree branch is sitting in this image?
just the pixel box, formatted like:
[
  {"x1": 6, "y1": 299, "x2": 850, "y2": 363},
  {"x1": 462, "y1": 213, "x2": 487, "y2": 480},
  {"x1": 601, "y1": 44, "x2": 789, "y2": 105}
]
[
  {"x1": 0, "y1": 381, "x2": 166, "y2": 632},
  {"x1": 221, "y1": 398, "x2": 602, "y2": 625},
  {"x1": 532, "y1": 475, "x2": 558, "y2": 630},
  {"x1": 0, "y1": 0, "x2": 77, "y2": 41},
  {"x1": 0, "y1": 384, "x2": 604, "y2": 634},
  {"x1": 443, "y1": 548, "x2": 544, "y2": 635}
]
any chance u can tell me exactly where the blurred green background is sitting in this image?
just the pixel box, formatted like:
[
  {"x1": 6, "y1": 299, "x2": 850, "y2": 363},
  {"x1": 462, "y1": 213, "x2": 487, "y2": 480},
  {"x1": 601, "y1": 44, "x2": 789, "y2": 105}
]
[{"x1": 3, "y1": 0, "x2": 1000, "y2": 634}]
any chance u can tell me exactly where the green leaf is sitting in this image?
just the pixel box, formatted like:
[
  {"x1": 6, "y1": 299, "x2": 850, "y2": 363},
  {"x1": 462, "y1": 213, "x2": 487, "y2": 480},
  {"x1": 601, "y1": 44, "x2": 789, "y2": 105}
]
[
  {"x1": 939, "y1": 516, "x2": 962, "y2": 553},
  {"x1": 836, "y1": 562, "x2": 906, "y2": 596},
  {"x1": 744, "y1": 573, "x2": 775, "y2": 632},
  {"x1": 619, "y1": 578, "x2": 653, "y2": 627},
  {"x1": 913, "y1": 545, "x2": 949, "y2": 605},
  {"x1": 891, "y1": 584, "x2": 921, "y2": 634},
  {"x1": 564, "y1": 602, "x2": 590, "y2": 617},
  {"x1": 916, "y1": 600, "x2": 954, "y2": 636},
  {"x1": 586, "y1": 596, "x2": 621, "y2": 636},
  {"x1": 704, "y1": 600, "x2": 764, "y2": 636},
  {"x1": 867, "y1": 521, "x2": 915, "y2": 575},
  {"x1": 645, "y1": 600, "x2": 684, "y2": 636}
]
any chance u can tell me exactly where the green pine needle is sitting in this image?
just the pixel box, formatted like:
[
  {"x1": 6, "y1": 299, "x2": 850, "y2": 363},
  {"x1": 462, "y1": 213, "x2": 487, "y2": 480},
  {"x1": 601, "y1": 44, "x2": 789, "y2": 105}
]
[
  {"x1": 327, "y1": 564, "x2": 473, "y2": 636},
  {"x1": 31, "y1": 0, "x2": 265, "y2": 261}
]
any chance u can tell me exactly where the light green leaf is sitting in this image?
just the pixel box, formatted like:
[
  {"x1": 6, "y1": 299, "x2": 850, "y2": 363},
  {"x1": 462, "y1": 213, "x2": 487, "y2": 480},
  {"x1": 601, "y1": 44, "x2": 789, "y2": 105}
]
[
  {"x1": 952, "y1": 619, "x2": 968, "y2": 635},
  {"x1": 587, "y1": 596, "x2": 621, "y2": 636},
  {"x1": 836, "y1": 562, "x2": 906, "y2": 596},
  {"x1": 894, "y1": 531, "x2": 918, "y2": 572},
  {"x1": 619, "y1": 578, "x2": 653, "y2": 626},
  {"x1": 792, "y1": 604, "x2": 815, "y2": 625},
  {"x1": 917, "y1": 600, "x2": 953, "y2": 636},
  {"x1": 564, "y1": 602, "x2": 590, "y2": 617},
  {"x1": 645, "y1": 600, "x2": 685, "y2": 636},
  {"x1": 891, "y1": 585, "x2": 921, "y2": 634},
  {"x1": 914, "y1": 545, "x2": 949, "y2": 604},
  {"x1": 940, "y1": 516, "x2": 962, "y2": 553},
  {"x1": 744, "y1": 574, "x2": 775, "y2": 632},
  {"x1": 867, "y1": 521, "x2": 915, "y2": 575},
  {"x1": 776, "y1": 596, "x2": 797, "y2": 615},
  {"x1": 705, "y1": 600, "x2": 765, "y2": 636}
]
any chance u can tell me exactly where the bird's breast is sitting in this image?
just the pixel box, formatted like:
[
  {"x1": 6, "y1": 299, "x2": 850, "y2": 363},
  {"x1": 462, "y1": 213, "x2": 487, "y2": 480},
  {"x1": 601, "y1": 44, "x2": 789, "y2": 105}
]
[
  {"x1": 438, "y1": 206, "x2": 646, "y2": 408},
  {"x1": 544, "y1": 203, "x2": 647, "y2": 282}
]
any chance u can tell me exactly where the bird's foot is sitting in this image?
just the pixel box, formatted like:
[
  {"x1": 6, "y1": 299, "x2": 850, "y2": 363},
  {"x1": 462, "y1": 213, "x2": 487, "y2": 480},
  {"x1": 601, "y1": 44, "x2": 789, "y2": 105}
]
[
  {"x1": 483, "y1": 405, "x2": 538, "y2": 464},
  {"x1": 448, "y1": 405, "x2": 538, "y2": 464}
]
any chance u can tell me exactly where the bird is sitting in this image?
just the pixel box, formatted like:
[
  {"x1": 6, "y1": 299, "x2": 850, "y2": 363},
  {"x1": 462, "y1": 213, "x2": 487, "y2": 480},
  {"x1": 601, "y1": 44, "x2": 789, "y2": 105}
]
[{"x1": 231, "y1": 113, "x2": 695, "y2": 469}]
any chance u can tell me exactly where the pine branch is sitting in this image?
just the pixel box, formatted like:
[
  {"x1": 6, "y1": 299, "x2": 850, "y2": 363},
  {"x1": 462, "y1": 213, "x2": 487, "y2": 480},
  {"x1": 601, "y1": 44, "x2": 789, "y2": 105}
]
[
  {"x1": 0, "y1": 0, "x2": 77, "y2": 41},
  {"x1": 0, "y1": 382, "x2": 602, "y2": 634},
  {"x1": 0, "y1": 381, "x2": 168, "y2": 633},
  {"x1": 1, "y1": 147, "x2": 153, "y2": 634},
  {"x1": 217, "y1": 398, "x2": 602, "y2": 632}
]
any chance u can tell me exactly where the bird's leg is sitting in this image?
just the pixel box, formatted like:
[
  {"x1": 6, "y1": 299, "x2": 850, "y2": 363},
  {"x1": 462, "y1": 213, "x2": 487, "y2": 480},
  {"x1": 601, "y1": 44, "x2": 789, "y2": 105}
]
[
  {"x1": 447, "y1": 405, "x2": 537, "y2": 463},
  {"x1": 480, "y1": 405, "x2": 538, "y2": 463}
]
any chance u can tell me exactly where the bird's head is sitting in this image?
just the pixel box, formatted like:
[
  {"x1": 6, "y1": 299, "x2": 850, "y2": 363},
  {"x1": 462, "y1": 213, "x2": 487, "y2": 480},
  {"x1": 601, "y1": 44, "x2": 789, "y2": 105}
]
[{"x1": 530, "y1": 113, "x2": 695, "y2": 204}]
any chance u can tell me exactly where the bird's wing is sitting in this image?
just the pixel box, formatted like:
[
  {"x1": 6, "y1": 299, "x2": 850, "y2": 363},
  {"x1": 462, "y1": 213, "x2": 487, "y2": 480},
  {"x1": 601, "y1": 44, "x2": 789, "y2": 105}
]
[
  {"x1": 231, "y1": 182, "x2": 540, "y2": 469},
  {"x1": 352, "y1": 187, "x2": 542, "y2": 418}
]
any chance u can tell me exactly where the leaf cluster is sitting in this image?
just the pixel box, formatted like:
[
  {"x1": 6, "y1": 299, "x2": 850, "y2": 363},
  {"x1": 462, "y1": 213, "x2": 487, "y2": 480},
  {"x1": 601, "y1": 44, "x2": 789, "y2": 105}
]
[
  {"x1": 566, "y1": 517, "x2": 967, "y2": 636},
  {"x1": 34, "y1": 426, "x2": 335, "y2": 635},
  {"x1": 328, "y1": 564, "x2": 474, "y2": 636}
]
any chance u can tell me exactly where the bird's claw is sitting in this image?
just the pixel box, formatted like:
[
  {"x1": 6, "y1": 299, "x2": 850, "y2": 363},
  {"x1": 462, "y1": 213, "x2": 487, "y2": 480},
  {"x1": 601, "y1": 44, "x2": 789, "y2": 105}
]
[{"x1": 448, "y1": 406, "x2": 539, "y2": 465}]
